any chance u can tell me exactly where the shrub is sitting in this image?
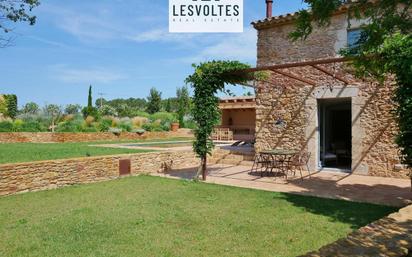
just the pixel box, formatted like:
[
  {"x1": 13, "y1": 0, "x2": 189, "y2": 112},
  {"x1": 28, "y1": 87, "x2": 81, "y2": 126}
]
[
  {"x1": 85, "y1": 116, "x2": 95, "y2": 126},
  {"x1": 131, "y1": 111, "x2": 150, "y2": 118},
  {"x1": 150, "y1": 112, "x2": 176, "y2": 123},
  {"x1": 142, "y1": 122, "x2": 165, "y2": 132},
  {"x1": 82, "y1": 106, "x2": 99, "y2": 120},
  {"x1": 99, "y1": 105, "x2": 118, "y2": 117},
  {"x1": 98, "y1": 118, "x2": 113, "y2": 132},
  {"x1": 81, "y1": 126, "x2": 98, "y2": 132},
  {"x1": 108, "y1": 127, "x2": 122, "y2": 135},
  {"x1": 20, "y1": 121, "x2": 45, "y2": 132},
  {"x1": 63, "y1": 114, "x2": 75, "y2": 121},
  {"x1": 184, "y1": 120, "x2": 197, "y2": 130},
  {"x1": 111, "y1": 117, "x2": 120, "y2": 127},
  {"x1": 12, "y1": 119, "x2": 24, "y2": 132},
  {"x1": 0, "y1": 121, "x2": 13, "y2": 132},
  {"x1": 132, "y1": 116, "x2": 149, "y2": 128},
  {"x1": 56, "y1": 119, "x2": 83, "y2": 132},
  {"x1": 118, "y1": 117, "x2": 133, "y2": 132}
]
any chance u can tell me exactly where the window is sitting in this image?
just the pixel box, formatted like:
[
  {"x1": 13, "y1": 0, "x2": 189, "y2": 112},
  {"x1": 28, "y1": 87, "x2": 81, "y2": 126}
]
[{"x1": 347, "y1": 28, "x2": 364, "y2": 49}]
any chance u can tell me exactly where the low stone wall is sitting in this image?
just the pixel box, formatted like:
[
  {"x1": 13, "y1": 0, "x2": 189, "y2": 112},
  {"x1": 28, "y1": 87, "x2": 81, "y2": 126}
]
[
  {"x1": 300, "y1": 204, "x2": 412, "y2": 257},
  {"x1": 0, "y1": 130, "x2": 193, "y2": 143},
  {"x1": 0, "y1": 150, "x2": 201, "y2": 196}
]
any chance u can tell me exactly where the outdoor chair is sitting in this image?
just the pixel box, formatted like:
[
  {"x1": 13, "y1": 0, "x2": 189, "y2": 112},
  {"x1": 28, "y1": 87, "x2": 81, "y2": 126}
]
[
  {"x1": 251, "y1": 152, "x2": 275, "y2": 176},
  {"x1": 288, "y1": 152, "x2": 311, "y2": 180}
]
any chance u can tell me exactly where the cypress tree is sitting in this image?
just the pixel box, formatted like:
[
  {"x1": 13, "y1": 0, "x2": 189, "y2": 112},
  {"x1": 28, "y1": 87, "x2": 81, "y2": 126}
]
[{"x1": 88, "y1": 85, "x2": 93, "y2": 108}]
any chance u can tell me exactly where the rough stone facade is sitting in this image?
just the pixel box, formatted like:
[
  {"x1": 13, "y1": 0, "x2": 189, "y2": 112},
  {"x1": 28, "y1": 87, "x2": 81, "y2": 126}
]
[
  {"x1": 0, "y1": 130, "x2": 193, "y2": 143},
  {"x1": 0, "y1": 150, "x2": 205, "y2": 196},
  {"x1": 253, "y1": 13, "x2": 410, "y2": 178}
]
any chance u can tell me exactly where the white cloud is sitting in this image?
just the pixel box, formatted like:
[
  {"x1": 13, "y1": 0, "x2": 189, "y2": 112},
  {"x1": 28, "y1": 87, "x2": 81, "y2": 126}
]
[
  {"x1": 50, "y1": 65, "x2": 127, "y2": 84},
  {"x1": 181, "y1": 28, "x2": 257, "y2": 63},
  {"x1": 129, "y1": 29, "x2": 196, "y2": 43},
  {"x1": 39, "y1": 4, "x2": 128, "y2": 42}
]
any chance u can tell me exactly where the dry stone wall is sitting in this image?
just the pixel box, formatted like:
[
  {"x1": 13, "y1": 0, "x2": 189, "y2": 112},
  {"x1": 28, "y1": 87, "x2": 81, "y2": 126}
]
[
  {"x1": 0, "y1": 150, "x2": 203, "y2": 196},
  {"x1": 0, "y1": 130, "x2": 193, "y2": 143},
  {"x1": 300, "y1": 204, "x2": 412, "y2": 257},
  {"x1": 254, "y1": 12, "x2": 410, "y2": 178}
]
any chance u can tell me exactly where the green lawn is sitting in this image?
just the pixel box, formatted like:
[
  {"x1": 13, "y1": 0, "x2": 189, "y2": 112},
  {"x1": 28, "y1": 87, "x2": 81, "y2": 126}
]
[
  {"x1": 0, "y1": 137, "x2": 191, "y2": 164},
  {"x1": 0, "y1": 176, "x2": 395, "y2": 257}
]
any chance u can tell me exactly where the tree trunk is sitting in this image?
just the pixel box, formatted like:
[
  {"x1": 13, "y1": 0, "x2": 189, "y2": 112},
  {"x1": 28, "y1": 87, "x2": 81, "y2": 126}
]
[
  {"x1": 195, "y1": 155, "x2": 207, "y2": 181},
  {"x1": 202, "y1": 155, "x2": 207, "y2": 181}
]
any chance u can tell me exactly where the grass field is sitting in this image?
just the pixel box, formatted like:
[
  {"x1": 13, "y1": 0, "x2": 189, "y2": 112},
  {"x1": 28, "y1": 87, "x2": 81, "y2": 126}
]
[
  {"x1": 0, "y1": 137, "x2": 191, "y2": 164},
  {"x1": 0, "y1": 175, "x2": 396, "y2": 257}
]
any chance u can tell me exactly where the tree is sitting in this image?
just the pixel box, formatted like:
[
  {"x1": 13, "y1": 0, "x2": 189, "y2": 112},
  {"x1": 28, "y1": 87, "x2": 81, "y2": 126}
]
[
  {"x1": 146, "y1": 87, "x2": 162, "y2": 114},
  {"x1": 164, "y1": 98, "x2": 172, "y2": 112},
  {"x1": 44, "y1": 104, "x2": 61, "y2": 132},
  {"x1": 0, "y1": 0, "x2": 40, "y2": 47},
  {"x1": 185, "y1": 61, "x2": 259, "y2": 180},
  {"x1": 99, "y1": 105, "x2": 118, "y2": 116},
  {"x1": 82, "y1": 85, "x2": 98, "y2": 118},
  {"x1": 176, "y1": 86, "x2": 191, "y2": 127},
  {"x1": 21, "y1": 102, "x2": 39, "y2": 115},
  {"x1": 95, "y1": 98, "x2": 107, "y2": 108},
  {"x1": 290, "y1": 1, "x2": 412, "y2": 181},
  {"x1": 64, "y1": 104, "x2": 81, "y2": 115},
  {"x1": 4, "y1": 94, "x2": 17, "y2": 119},
  {"x1": 99, "y1": 97, "x2": 147, "y2": 117},
  {"x1": 87, "y1": 85, "x2": 92, "y2": 108}
]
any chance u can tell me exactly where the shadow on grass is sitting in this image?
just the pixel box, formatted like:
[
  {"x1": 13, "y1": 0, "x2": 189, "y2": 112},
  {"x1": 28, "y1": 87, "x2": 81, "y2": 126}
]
[
  {"x1": 298, "y1": 207, "x2": 412, "y2": 257},
  {"x1": 278, "y1": 192, "x2": 397, "y2": 230}
]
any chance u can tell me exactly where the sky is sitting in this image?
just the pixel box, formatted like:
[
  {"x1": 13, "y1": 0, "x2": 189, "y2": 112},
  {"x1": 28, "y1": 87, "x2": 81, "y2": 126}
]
[{"x1": 0, "y1": 0, "x2": 306, "y2": 107}]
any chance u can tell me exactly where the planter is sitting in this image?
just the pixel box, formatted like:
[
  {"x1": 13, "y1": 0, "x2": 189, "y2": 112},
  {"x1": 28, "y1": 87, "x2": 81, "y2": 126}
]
[{"x1": 170, "y1": 122, "x2": 180, "y2": 132}]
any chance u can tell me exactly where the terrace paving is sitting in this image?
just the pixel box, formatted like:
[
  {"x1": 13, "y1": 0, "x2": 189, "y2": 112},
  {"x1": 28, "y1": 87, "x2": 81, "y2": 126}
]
[{"x1": 155, "y1": 164, "x2": 412, "y2": 207}]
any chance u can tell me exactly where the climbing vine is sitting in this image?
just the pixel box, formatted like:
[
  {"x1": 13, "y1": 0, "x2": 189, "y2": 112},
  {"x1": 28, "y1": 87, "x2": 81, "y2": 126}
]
[{"x1": 185, "y1": 61, "x2": 259, "y2": 180}]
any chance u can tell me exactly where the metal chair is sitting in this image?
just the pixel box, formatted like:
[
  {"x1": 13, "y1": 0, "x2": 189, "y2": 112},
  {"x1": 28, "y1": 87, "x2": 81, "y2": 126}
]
[
  {"x1": 289, "y1": 152, "x2": 311, "y2": 180},
  {"x1": 251, "y1": 152, "x2": 275, "y2": 176}
]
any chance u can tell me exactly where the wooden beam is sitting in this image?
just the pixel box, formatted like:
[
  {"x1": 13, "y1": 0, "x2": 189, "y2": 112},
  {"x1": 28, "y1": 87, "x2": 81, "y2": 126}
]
[
  {"x1": 240, "y1": 57, "x2": 351, "y2": 73},
  {"x1": 311, "y1": 65, "x2": 351, "y2": 85},
  {"x1": 270, "y1": 69, "x2": 317, "y2": 86}
]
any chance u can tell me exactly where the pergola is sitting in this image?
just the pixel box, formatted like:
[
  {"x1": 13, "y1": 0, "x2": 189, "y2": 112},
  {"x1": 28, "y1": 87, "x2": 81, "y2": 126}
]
[{"x1": 239, "y1": 57, "x2": 354, "y2": 88}]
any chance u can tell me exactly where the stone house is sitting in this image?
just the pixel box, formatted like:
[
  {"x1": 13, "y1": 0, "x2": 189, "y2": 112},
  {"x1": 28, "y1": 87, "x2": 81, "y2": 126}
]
[{"x1": 250, "y1": 1, "x2": 409, "y2": 178}]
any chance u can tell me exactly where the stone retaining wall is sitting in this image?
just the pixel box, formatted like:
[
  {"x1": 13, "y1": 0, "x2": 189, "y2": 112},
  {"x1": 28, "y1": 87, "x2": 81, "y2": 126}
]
[
  {"x1": 300, "y1": 204, "x2": 412, "y2": 257},
  {"x1": 0, "y1": 150, "x2": 202, "y2": 196},
  {"x1": 0, "y1": 130, "x2": 193, "y2": 143}
]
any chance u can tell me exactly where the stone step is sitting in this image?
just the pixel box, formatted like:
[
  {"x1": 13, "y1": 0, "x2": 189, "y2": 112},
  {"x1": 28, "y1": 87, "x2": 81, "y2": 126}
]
[
  {"x1": 213, "y1": 154, "x2": 244, "y2": 160},
  {"x1": 213, "y1": 159, "x2": 244, "y2": 165}
]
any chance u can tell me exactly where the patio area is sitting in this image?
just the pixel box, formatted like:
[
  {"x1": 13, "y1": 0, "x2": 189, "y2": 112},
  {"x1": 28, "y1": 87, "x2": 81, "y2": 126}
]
[{"x1": 157, "y1": 164, "x2": 412, "y2": 207}]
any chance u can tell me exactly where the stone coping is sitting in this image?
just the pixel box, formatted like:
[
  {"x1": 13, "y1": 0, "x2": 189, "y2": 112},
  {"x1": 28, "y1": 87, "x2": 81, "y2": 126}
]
[{"x1": 0, "y1": 149, "x2": 195, "y2": 168}]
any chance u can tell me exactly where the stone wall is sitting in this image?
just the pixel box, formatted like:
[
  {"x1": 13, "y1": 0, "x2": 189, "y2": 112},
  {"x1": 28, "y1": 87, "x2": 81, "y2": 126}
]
[
  {"x1": 0, "y1": 130, "x2": 193, "y2": 143},
  {"x1": 0, "y1": 150, "x2": 202, "y2": 196},
  {"x1": 300, "y1": 204, "x2": 412, "y2": 257},
  {"x1": 254, "y1": 12, "x2": 410, "y2": 178}
]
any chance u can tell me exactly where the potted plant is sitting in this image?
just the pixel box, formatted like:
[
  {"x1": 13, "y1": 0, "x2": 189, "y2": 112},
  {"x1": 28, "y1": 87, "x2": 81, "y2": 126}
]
[{"x1": 170, "y1": 120, "x2": 180, "y2": 132}]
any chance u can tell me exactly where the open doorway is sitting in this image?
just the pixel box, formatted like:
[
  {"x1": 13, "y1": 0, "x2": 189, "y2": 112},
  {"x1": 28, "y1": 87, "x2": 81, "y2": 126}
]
[{"x1": 318, "y1": 98, "x2": 352, "y2": 171}]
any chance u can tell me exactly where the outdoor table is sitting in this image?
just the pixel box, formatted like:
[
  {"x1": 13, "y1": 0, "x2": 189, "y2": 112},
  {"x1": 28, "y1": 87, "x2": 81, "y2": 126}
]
[{"x1": 254, "y1": 149, "x2": 299, "y2": 178}]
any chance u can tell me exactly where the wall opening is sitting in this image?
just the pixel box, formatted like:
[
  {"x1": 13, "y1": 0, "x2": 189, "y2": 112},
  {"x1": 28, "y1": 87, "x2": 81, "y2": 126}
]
[{"x1": 318, "y1": 98, "x2": 352, "y2": 171}]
